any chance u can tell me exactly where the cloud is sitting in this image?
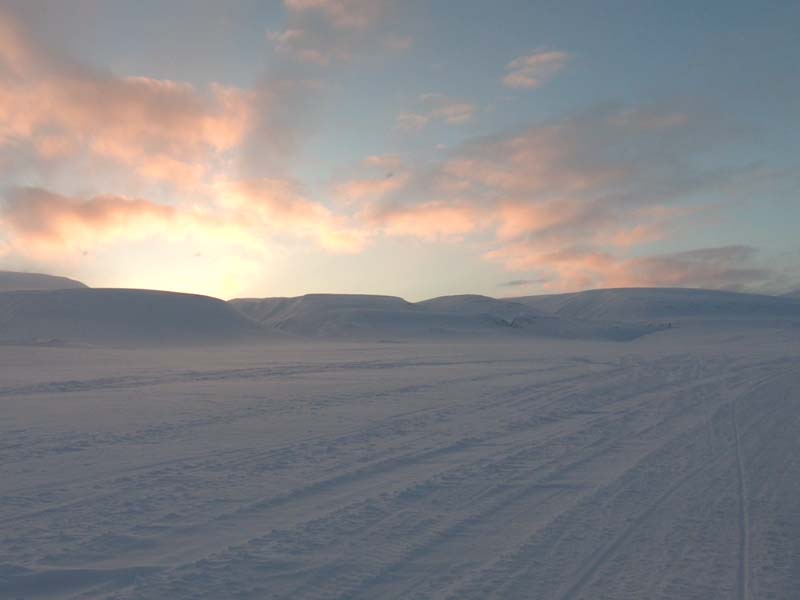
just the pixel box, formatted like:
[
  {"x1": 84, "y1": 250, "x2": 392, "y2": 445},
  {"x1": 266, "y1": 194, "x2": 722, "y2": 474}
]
[
  {"x1": 2, "y1": 187, "x2": 174, "y2": 240},
  {"x1": 335, "y1": 174, "x2": 409, "y2": 204},
  {"x1": 620, "y1": 246, "x2": 777, "y2": 291},
  {"x1": 0, "y1": 6, "x2": 360, "y2": 264},
  {"x1": 396, "y1": 93, "x2": 477, "y2": 131},
  {"x1": 350, "y1": 104, "x2": 785, "y2": 291},
  {"x1": 215, "y1": 178, "x2": 367, "y2": 253},
  {"x1": 0, "y1": 7, "x2": 259, "y2": 189},
  {"x1": 0, "y1": 188, "x2": 274, "y2": 298},
  {"x1": 268, "y1": 28, "x2": 349, "y2": 66},
  {"x1": 364, "y1": 201, "x2": 484, "y2": 241},
  {"x1": 284, "y1": 0, "x2": 389, "y2": 31},
  {"x1": 1, "y1": 177, "x2": 368, "y2": 261},
  {"x1": 503, "y1": 50, "x2": 570, "y2": 89},
  {"x1": 333, "y1": 155, "x2": 411, "y2": 204},
  {"x1": 272, "y1": 0, "x2": 405, "y2": 65},
  {"x1": 1, "y1": 187, "x2": 186, "y2": 258},
  {"x1": 484, "y1": 244, "x2": 779, "y2": 293},
  {"x1": 499, "y1": 278, "x2": 547, "y2": 288}
]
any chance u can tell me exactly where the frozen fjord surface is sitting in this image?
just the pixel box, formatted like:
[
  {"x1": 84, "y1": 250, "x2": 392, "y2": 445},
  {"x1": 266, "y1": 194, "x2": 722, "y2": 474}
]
[{"x1": 1, "y1": 327, "x2": 799, "y2": 599}]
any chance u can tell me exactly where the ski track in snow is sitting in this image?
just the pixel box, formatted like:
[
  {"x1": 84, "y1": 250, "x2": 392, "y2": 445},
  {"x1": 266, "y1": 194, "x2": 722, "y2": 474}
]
[
  {"x1": 0, "y1": 331, "x2": 798, "y2": 599},
  {"x1": 732, "y1": 394, "x2": 751, "y2": 600}
]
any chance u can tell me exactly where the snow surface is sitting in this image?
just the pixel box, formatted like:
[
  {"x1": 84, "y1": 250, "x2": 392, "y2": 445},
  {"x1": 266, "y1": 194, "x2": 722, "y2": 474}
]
[
  {"x1": 0, "y1": 271, "x2": 87, "y2": 292},
  {"x1": 1, "y1": 284, "x2": 800, "y2": 598},
  {"x1": 1, "y1": 323, "x2": 799, "y2": 599}
]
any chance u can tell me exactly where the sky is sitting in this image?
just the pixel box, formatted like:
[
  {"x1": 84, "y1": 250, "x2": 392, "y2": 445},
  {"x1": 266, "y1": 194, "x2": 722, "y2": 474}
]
[{"x1": 0, "y1": 0, "x2": 798, "y2": 300}]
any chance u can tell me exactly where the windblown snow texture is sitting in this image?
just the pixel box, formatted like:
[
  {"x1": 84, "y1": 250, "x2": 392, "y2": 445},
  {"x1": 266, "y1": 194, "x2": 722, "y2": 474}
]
[
  {"x1": 1, "y1": 279, "x2": 799, "y2": 598},
  {"x1": 1, "y1": 327, "x2": 798, "y2": 599}
]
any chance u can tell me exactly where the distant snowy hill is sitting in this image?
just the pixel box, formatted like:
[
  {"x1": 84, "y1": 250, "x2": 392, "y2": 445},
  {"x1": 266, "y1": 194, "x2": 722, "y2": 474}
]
[
  {"x1": 230, "y1": 294, "x2": 503, "y2": 339},
  {"x1": 3, "y1": 277, "x2": 794, "y2": 346},
  {"x1": 0, "y1": 270, "x2": 87, "y2": 292},
  {"x1": 512, "y1": 287, "x2": 800, "y2": 322},
  {"x1": 0, "y1": 288, "x2": 268, "y2": 345},
  {"x1": 416, "y1": 294, "x2": 540, "y2": 322},
  {"x1": 230, "y1": 293, "x2": 654, "y2": 341}
]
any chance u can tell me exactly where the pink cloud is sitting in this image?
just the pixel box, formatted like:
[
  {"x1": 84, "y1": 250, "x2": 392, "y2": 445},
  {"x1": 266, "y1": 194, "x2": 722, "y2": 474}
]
[
  {"x1": 487, "y1": 243, "x2": 778, "y2": 293},
  {"x1": 273, "y1": 0, "x2": 405, "y2": 65},
  {"x1": 0, "y1": 10, "x2": 256, "y2": 189},
  {"x1": 396, "y1": 93, "x2": 477, "y2": 131},
  {"x1": 0, "y1": 178, "x2": 371, "y2": 262},
  {"x1": 366, "y1": 201, "x2": 483, "y2": 241},
  {"x1": 334, "y1": 155, "x2": 410, "y2": 204},
  {"x1": 1, "y1": 187, "x2": 179, "y2": 257},
  {"x1": 284, "y1": 0, "x2": 388, "y2": 30},
  {"x1": 217, "y1": 178, "x2": 368, "y2": 253},
  {"x1": 348, "y1": 105, "x2": 778, "y2": 291},
  {"x1": 3, "y1": 188, "x2": 175, "y2": 240},
  {"x1": 268, "y1": 28, "x2": 348, "y2": 66},
  {"x1": 335, "y1": 175, "x2": 409, "y2": 204},
  {"x1": 503, "y1": 51, "x2": 570, "y2": 89}
]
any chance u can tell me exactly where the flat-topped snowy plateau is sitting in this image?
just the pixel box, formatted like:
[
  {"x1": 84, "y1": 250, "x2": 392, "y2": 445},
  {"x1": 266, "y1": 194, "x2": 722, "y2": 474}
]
[
  {"x1": 0, "y1": 270, "x2": 87, "y2": 293},
  {"x1": 1, "y1": 276, "x2": 799, "y2": 599}
]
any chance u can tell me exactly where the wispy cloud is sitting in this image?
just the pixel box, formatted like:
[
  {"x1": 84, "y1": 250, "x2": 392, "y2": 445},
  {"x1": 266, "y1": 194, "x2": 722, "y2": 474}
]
[
  {"x1": 503, "y1": 50, "x2": 570, "y2": 89},
  {"x1": 396, "y1": 93, "x2": 477, "y2": 131},
  {"x1": 348, "y1": 103, "x2": 786, "y2": 291},
  {"x1": 0, "y1": 7, "x2": 260, "y2": 189},
  {"x1": 216, "y1": 178, "x2": 367, "y2": 253},
  {"x1": 271, "y1": 0, "x2": 407, "y2": 65},
  {"x1": 0, "y1": 178, "x2": 367, "y2": 262},
  {"x1": 0, "y1": 6, "x2": 360, "y2": 267},
  {"x1": 499, "y1": 278, "x2": 547, "y2": 288},
  {"x1": 0, "y1": 187, "x2": 224, "y2": 259}
]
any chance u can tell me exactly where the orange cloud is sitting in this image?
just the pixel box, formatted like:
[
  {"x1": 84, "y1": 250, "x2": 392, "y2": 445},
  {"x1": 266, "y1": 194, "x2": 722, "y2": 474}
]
[
  {"x1": 335, "y1": 175, "x2": 409, "y2": 204},
  {"x1": 217, "y1": 178, "x2": 368, "y2": 253},
  {"x1": 0, "y1": 8, "x2": 255, "y2": 189},
  {"x1": 1, "y1": 187, "x2": 178, "y2": 256},
  {"x1": 0, "y1": 179, "x2": 371, "y2": 262},
  {"x1": 333, "y1": 155, "x2": 410, "y2": 204},
  {"x1": 487, "y1": 244, "x2": 777, "y2": 293},
  {"x1": 3, "y1": 188, "x2": 176, "y2": 245},
  {"x1": 0, "y1": 186, "x2": 288, "y2": 260},
  {"x1": 345, "y1": 104, "x2": 775, "y2": 291},
  {"x1": 503, "y1": 51, "x2": 570, "y2": 89}
]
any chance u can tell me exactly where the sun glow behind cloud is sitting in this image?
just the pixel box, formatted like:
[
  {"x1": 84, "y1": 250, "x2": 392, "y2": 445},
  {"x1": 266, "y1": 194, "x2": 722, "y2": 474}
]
[{"x1": 0, "y1": 1, "x2": 797, "y2": 299}]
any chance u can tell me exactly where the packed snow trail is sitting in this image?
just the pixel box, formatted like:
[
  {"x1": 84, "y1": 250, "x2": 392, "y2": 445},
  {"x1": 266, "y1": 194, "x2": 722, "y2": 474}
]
[
  {"x1": 0, "y1": 328, "x2": 797, "y2": 599},
  {"x1": 732, "y1": 396, "x2": 751, "y2": 600}
]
